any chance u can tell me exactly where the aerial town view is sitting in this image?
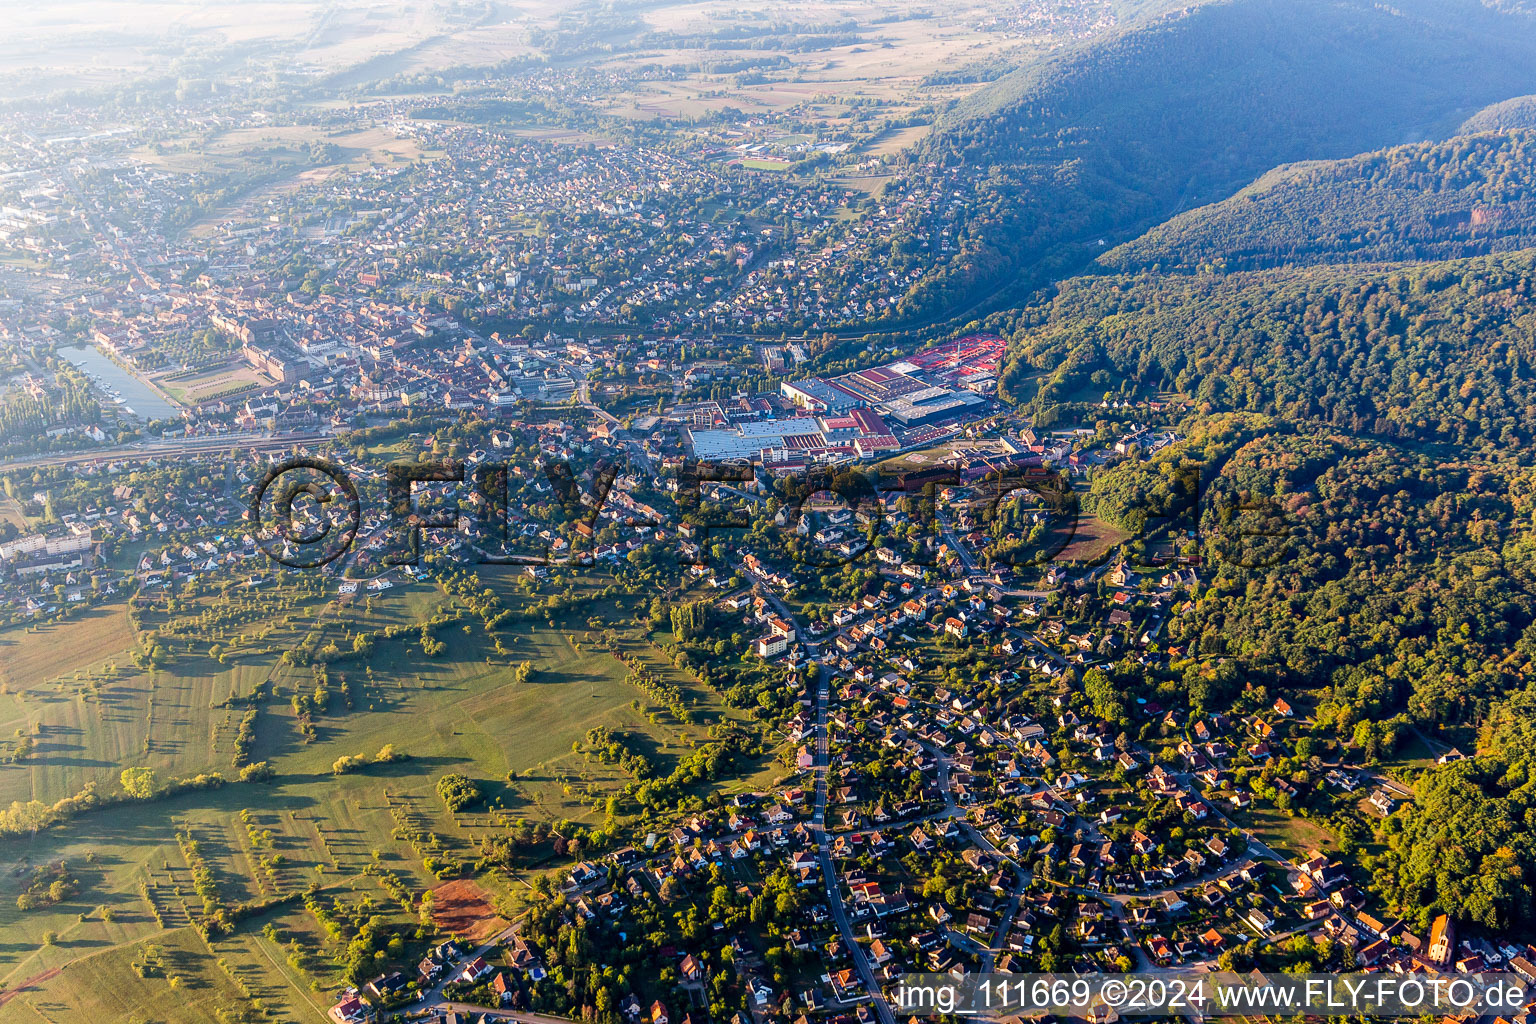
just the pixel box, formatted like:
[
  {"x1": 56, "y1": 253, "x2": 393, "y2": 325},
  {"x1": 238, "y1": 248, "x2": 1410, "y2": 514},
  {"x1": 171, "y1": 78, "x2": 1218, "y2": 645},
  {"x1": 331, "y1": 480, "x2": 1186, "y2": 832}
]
[{"x1": 2, "y1": 1, "x2": 1536, "y2": 1023}]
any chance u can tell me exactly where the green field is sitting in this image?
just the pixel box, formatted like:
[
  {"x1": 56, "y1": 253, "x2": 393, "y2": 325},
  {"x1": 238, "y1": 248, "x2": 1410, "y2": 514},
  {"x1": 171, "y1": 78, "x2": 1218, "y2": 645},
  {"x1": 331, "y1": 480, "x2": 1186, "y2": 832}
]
[
  {"x1": 736, "y1": 158, "x2": 792, "y2": 171},
  {"x1": 0, "y1": 925, "x2": 267, "y2": 1024},
  {"x1": 1232, "y1": 803, "x2": 1340, "y2": 860},
  {"x1": 0, "y1": 568, "x2": 775, "y2": 1020},
  {"x1": 1053, "y1": 511, "x2": 1133, "y2": 565},
  {"x1": 0, "y1": 604, "x2": 137, "y2": 694},
  {"x1": 159, "y1": 365, "x2": 267, "y2": 405},
  {"x1": 1376, "y1": 732, "x2": 1439, "y2": 785}
]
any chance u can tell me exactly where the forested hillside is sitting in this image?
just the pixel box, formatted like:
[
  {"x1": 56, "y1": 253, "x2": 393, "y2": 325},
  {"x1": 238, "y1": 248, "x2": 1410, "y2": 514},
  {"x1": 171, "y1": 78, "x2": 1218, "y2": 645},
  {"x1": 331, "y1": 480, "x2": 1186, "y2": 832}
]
[
  {"x1": 1460, "y1": 93, "x2": 1536, "y2": 133},
  {"x1": 993, "y1": 84, "x2": 1536, "y2": 929},
  {"x1": 1002, "y1": 251, "x2": 1536, "y2": 449},
  {"x1": 1378, "y1": 754, "x2": 1536, "y2": 932},
  {"x1": 1099, "y1": 131, "x2": 1536, "y2": 271},
  {"x1": 1007, "y1": 330, "x2": 1536, "y2": 929},
  {"x1": 896, "y1": 0, "x2": 1536, "y2": 320}
]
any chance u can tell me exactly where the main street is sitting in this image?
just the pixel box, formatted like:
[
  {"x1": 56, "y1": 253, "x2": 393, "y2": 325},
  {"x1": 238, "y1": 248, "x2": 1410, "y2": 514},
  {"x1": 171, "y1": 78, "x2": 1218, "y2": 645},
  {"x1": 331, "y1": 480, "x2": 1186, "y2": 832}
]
[
  {"x1": 754, "y1": 583, "x2": 897, "y2": 1024},
  {"x1": 936, "y1": 510, "x2": 980, "y2": 574}
]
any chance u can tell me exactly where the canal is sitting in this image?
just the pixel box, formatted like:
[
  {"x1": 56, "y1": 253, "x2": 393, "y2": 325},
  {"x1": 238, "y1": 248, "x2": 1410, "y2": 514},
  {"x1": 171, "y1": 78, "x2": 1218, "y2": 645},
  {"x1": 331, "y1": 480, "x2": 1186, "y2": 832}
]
[{"x1": 58, "y1": 345, "x2": 179, "y2": 421}]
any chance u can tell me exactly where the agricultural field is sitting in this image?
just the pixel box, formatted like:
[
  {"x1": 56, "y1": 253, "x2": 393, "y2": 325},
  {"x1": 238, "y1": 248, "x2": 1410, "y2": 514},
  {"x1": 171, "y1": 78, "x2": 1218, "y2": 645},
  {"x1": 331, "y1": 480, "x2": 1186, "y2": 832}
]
[
  {"x1": 594, "y1": 0, "x2": 1026, "y2": 136},
  {"x1": 0, "y1": 924, "x2": 270, "y2": 1024},
  {"x1": 0, "y1": 1, "x2": 564, "y2": 99},
  {"x1": 0, "y1": 603, "x2": 137, "y2": 695},
  {"x1": 130, "y1": 124, "x2": 434, "y2": 181},
  {"x1": 123, "y1": 120, "x2": 442, "y2": 237},
  {"x1": 6, "y1": 0, "x2": 1536, "y2": 1015},
  {"x1": 860, "y1": 123, "x2": 933, "y2": 157},
  {"x1": 0, "y1": 568, "x2": 778, "y2": 1019}
]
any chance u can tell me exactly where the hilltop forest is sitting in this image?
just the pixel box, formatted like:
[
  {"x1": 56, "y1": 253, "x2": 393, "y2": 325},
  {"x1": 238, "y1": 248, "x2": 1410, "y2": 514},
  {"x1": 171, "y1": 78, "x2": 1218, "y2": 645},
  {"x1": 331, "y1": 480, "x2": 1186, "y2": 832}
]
[{"x1": 889, "y1": 0, "x2": 1536, "y2": 323}]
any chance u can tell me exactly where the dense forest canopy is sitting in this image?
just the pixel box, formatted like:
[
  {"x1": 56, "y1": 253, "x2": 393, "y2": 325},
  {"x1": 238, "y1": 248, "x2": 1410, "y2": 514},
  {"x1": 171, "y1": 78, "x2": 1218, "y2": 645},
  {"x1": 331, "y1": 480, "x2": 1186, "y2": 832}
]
[
  {"x1": 1002, "y1": 251, "x2": 1536, "y2": 450},
  {"x1": 1460, "y1": 93, "x2": 1536, "y2": 134},
  {"x1": 1056, "y1": 407, "x2": 1536, "y2": 932},
  {"x1": 1377, "y1": 757, "x2": 1536, "y2": 931},
  {"x1": 1100, "y1": 130, "x2": 1536, "y2": 271},
  {"x1": 1176, "y1": 430, "x2": 1536, "y2": 729}
]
